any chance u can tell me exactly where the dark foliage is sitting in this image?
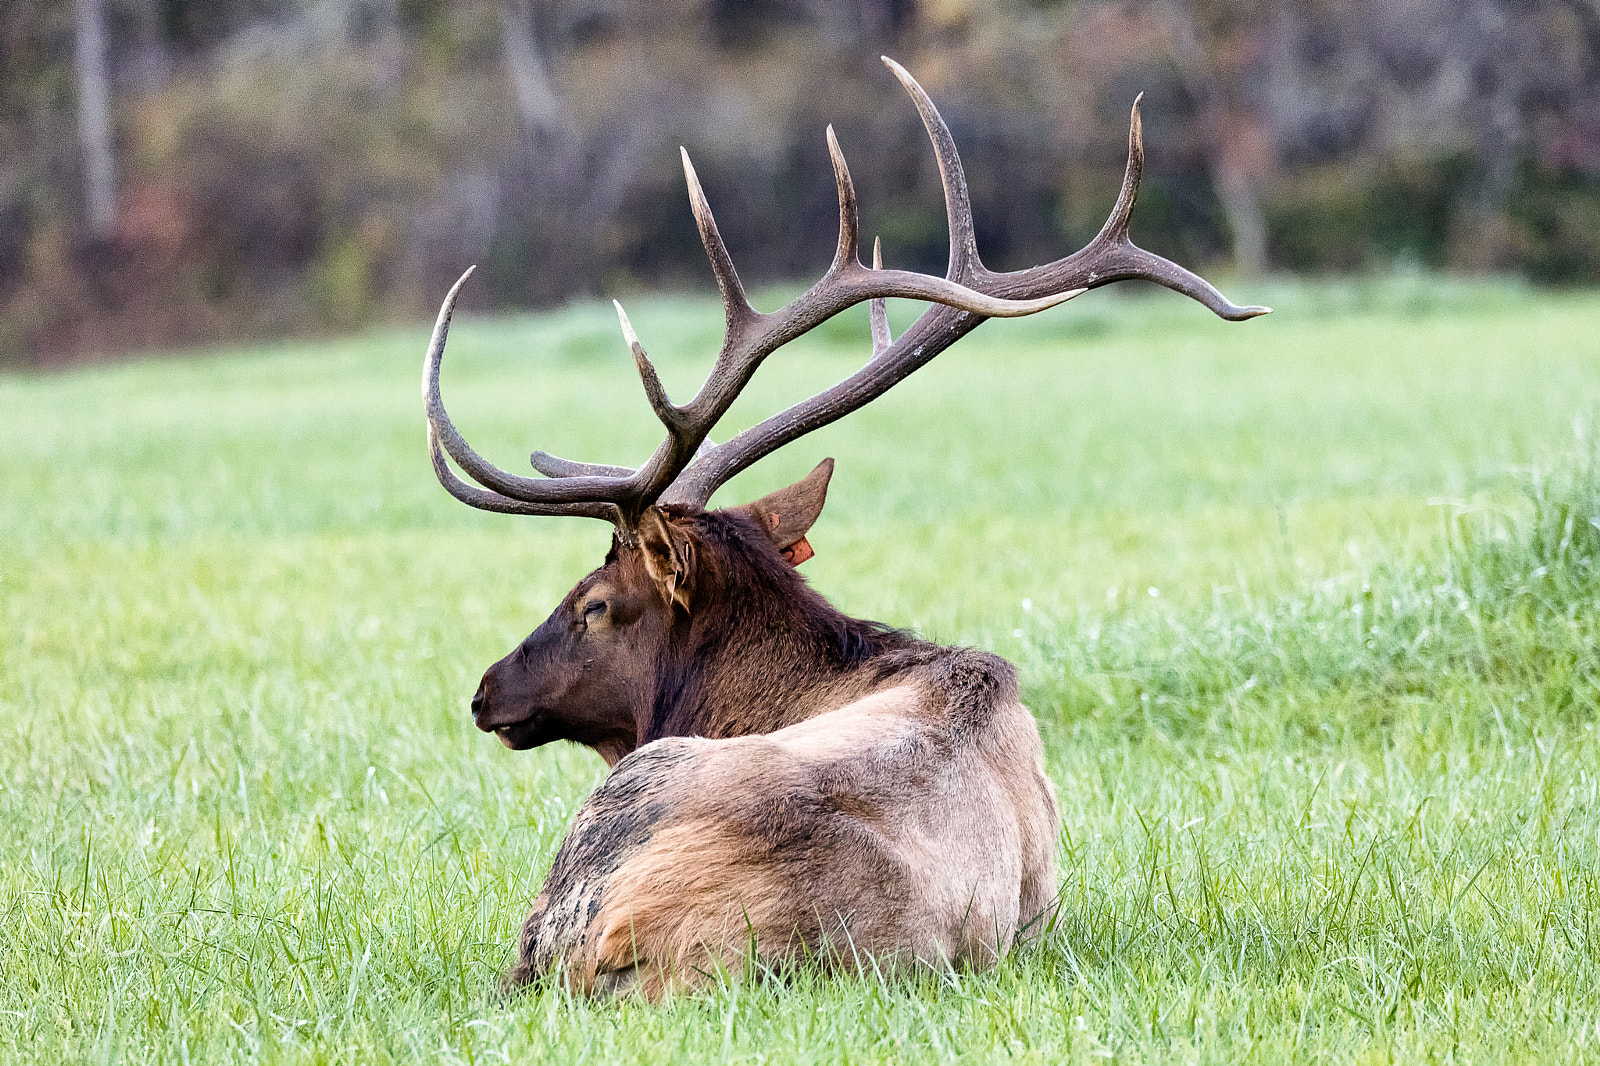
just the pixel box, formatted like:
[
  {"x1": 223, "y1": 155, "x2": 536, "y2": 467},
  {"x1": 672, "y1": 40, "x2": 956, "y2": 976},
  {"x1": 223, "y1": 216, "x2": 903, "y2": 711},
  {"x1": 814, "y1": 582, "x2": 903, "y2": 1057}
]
[{"x1": 5, "y1": 0, "x2": 1599, "y2": 364}]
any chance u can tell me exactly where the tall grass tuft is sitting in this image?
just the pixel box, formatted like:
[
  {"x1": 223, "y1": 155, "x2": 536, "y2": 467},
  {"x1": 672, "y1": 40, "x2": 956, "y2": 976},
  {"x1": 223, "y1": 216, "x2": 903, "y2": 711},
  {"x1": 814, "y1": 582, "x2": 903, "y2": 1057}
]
[
  {"x1": 1025, "y1": 443, "x2": 1600, "y2": 746},
  {"x1": 1454, "y1": 436, "x2": 1600, "y2": 619}
]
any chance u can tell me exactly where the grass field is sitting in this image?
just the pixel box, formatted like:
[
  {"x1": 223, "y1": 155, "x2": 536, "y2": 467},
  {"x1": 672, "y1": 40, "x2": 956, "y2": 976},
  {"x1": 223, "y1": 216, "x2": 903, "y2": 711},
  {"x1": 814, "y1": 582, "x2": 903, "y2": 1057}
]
[{"x1": 2, "y1": 273, "x2": 1599, "y2": 1064}]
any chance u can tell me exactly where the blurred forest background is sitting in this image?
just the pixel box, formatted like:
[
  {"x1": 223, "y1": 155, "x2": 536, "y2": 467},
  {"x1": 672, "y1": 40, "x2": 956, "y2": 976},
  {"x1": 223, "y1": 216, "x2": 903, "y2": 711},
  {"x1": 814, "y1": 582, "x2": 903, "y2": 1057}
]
[{"x1": 4, "y1": 0, "x2": 1599, "y2": 365}]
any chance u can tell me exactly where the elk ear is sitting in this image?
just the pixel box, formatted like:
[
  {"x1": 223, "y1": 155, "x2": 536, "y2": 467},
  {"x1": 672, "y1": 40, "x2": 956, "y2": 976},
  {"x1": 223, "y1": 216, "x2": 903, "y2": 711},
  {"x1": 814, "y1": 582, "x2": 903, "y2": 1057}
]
[
  {"x1": 638, "y1": 508, "x2": 695, "y2": 612},
  {"x1": 740, "y1": 458, "x2": 833, "y2": 567}
]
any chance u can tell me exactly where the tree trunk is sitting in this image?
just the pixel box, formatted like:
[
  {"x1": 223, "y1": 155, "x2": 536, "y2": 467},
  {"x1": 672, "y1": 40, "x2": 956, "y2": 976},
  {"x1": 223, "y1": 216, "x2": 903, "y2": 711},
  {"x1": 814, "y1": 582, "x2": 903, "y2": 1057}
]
[
  {"x1": 500, "y1": 0, "x2": 573, "y2": 143},
  {"x1": 75, "y1": 0, "x2": 117, "y2": 239},
  {"x1": 1214, "y1": 158, "x2": 1269, "y2": 278},
  {"x1": 1160, "y1": 0, "x2": 1271, "y2": 276}
]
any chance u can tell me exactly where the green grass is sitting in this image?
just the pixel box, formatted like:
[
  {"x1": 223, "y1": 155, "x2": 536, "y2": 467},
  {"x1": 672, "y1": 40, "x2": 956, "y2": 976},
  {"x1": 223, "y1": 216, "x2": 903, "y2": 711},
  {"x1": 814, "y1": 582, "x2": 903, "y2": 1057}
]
[{"x1": 2, "y1": 274, "x2": 1599, "y2": 1063}]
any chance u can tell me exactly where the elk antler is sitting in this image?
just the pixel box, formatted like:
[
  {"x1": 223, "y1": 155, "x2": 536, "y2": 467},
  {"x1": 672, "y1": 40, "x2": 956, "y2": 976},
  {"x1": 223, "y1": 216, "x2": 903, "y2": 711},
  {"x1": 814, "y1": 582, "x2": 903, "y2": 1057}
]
[{"x1": 424, "y1": 57, "x2": 1269, "y2": 537}]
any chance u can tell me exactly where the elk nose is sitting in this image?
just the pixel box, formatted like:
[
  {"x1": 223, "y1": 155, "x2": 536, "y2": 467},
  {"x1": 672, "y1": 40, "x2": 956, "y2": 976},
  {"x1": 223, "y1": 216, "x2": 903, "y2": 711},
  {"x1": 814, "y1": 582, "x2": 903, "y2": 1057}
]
[{"x1": 471, "y1": 678, "x2": 490, "y2": 722}]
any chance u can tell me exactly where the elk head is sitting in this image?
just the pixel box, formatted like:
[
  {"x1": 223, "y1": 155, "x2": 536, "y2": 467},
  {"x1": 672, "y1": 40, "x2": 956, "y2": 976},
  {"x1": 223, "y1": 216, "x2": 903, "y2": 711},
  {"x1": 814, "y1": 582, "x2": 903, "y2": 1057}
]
[
  {"x1": 424, "y1": 58, "x2": 1268, "y2": 764},
  {"x1": 468, "y1": 460, "x2": 835, "y2": 764}
]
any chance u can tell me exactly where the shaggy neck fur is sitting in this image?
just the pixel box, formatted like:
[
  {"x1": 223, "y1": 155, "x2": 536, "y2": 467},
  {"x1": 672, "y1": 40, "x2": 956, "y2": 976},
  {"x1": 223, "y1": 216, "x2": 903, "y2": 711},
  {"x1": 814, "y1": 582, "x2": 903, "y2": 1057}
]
[{"x1": 632, "y1": 508, "x2": 923, "y2": 751}]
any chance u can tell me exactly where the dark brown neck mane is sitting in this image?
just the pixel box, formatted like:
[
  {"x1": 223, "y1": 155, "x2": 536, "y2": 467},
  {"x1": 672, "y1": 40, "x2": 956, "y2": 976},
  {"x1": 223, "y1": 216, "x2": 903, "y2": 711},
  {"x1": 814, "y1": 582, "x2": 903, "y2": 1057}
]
[{"x1": 634, "y1": 507, "x2": 923, "y2": 752}]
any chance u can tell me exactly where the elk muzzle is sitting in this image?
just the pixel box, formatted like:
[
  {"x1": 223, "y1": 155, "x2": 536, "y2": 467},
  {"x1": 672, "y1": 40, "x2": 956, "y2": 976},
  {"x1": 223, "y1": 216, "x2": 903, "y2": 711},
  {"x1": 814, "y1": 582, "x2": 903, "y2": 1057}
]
[{"x1": 471, "y1": 664, "x2": 544, "y2": 749}]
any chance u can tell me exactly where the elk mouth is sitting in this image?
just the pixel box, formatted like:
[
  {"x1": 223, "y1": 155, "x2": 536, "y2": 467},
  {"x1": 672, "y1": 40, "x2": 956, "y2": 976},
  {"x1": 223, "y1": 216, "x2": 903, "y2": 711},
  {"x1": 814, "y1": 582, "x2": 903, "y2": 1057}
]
[
  {"x1": 490, "y1": 716, "x2": 542, "y2": 750},
  {"x1": 472, "y1": 699, "x2": 544, "y2": 749}
]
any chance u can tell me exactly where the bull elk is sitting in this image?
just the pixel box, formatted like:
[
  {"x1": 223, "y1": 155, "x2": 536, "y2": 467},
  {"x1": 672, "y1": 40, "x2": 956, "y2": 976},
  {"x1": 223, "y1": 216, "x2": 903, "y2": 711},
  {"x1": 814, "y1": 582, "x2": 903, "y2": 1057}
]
[{"x1": 423, "y1": 58, "x2": 1267, "y2": 998}]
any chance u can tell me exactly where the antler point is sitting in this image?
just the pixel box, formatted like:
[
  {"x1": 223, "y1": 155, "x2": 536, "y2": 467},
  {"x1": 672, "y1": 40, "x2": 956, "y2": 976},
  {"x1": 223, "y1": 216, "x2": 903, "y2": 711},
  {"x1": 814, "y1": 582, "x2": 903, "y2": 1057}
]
[
  {"x1": 614, "y1": 300, "x2": 642, "y2": 349},
  {"x1": 882, "y1": 56, "x2": 917, "y2": 89}
]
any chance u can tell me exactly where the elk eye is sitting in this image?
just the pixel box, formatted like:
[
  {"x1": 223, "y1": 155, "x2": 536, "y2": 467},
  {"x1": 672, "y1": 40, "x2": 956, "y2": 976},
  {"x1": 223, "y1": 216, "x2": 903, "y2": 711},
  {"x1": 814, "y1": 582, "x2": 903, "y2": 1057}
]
[{"x1": 583, "y1": 599, "x2": 607, "y2": 620}]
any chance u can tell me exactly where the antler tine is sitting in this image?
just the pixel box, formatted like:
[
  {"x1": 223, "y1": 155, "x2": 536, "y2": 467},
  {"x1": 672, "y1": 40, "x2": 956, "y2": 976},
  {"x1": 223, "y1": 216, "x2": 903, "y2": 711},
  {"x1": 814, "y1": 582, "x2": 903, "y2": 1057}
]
[
  {"x1": 424, "y1": 267, "x2": 558, "y2": 500},
  {"x1": 851, "y1": 268, "x2": 1086, "y2": 317},
  {"x1": 882, "y1": 56, "x2": 981, "y2": 280},
  {"x1": 869, "y1": 237, "x2": 891, "y2": 359},
  {"x1": 425, "y1": 270, "x2": 630, "y2": 518},
  {"x1": 615, "y1": 300, "x2": 691, "y2": 436},
  {"x1": 681, "y1": 149, "x2": 757, "y2": 331},
  {"x1": 530, "y1": 452, "x2": 633, "y2": 479},
  {"x1": 1096, "y1": 93, "x2": 1146, "y2": 249},
  {"x1": 428, "y1": 422, "x2": 621, "y2": 522},
  {"x1": 826, "y1": 125, "x2": 862, "y2": 274},
  {"x1": 990, "y1": 97, "x2": 1271, "y2": 321}
]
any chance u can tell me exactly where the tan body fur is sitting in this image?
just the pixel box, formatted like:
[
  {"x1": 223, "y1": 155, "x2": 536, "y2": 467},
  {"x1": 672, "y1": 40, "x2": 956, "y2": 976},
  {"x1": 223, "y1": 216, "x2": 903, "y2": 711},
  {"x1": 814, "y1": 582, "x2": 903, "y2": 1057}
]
[{"x1": 512, "y1": 650, "x2": 1058, "y2": 997}]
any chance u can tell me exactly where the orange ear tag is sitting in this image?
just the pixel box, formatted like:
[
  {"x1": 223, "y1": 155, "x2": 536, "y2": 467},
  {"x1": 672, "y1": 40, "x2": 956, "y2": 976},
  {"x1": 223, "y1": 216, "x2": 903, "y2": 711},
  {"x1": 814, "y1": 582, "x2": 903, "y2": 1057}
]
[{"x1": 781, "y1": 537, "x2": 815, "y2": 566}]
